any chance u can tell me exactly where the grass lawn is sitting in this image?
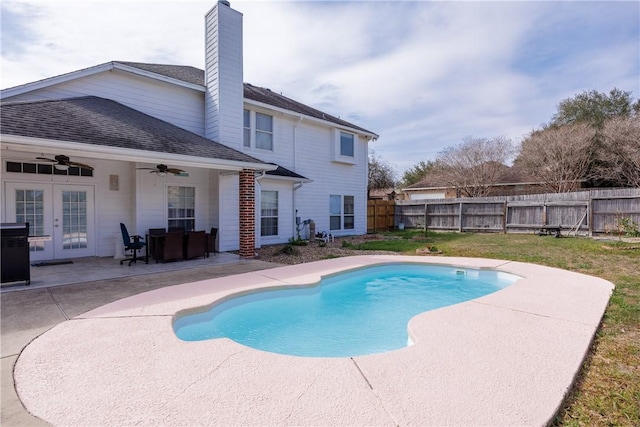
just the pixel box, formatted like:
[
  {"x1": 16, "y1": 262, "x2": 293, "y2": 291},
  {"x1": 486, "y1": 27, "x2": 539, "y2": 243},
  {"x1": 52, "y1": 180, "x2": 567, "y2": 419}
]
[{"x1": 348, "y1": 231, "x2": 639, "y2": 426}]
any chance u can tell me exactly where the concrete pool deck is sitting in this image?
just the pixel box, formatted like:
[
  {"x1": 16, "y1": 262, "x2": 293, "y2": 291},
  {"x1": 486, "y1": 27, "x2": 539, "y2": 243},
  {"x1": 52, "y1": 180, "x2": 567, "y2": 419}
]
[{"x1": 13, "y1": 255, "x2": 613, "y2": 426}]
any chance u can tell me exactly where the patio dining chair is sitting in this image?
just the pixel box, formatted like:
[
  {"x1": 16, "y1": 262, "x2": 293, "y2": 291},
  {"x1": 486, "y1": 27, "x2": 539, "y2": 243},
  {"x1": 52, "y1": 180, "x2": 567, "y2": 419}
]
[
  {"x1": 207, "y1": 227, "x2": 218, "y2": 256},
  {"x1": 159, "y1": 231, "x2": 184, "y2": 263}
]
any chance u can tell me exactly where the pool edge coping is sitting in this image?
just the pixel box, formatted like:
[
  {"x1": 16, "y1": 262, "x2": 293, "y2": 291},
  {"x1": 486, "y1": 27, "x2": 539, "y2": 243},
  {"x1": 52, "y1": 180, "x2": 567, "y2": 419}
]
[{"x1": 14, "y1": 255, "x2": 614, "y2": 426}]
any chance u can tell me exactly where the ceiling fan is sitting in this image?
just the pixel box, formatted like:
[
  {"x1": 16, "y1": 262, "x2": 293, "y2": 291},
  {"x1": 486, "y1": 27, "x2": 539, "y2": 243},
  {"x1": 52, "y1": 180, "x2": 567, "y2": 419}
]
[
  {"x1": 36, "y1": 154, "x2": 94, "y2": 171},
  {"x1": 137, "y1": 164, "x2": 186, "y2": 175}
]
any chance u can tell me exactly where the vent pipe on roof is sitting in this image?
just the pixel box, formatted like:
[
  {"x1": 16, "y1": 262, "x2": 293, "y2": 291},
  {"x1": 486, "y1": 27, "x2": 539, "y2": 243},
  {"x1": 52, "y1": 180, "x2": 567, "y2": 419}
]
[{"x1": 219, "y1": 0, "x2": 230, "y2": 6}]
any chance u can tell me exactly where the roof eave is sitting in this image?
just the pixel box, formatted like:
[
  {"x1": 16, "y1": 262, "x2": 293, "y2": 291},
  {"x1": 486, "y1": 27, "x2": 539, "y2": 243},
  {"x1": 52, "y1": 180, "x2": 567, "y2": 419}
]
[
  {"x1": 263, "y1": 174, "x2": 313, "y2": 184},
  {"x1": 0, "y1": 62, "x2": 205, "y2": 100},
  {"x1": 1, "y1": 134, "x2": 276, "y2": 172},
  {"x1": 1, "y1": 63, "x2": 114, "y2": 99},
  {"x1": 112, "y1": 63, "x2": 206, "y2": 92},
  {"x1": 244, "y1": 98, "x2": 379, "y2": 140}
]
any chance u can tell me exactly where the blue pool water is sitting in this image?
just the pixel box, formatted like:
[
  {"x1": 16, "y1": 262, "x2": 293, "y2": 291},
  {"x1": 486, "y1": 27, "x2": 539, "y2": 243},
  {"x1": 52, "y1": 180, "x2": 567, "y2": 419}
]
[{"x1": 173, "y1": 263, "x2": 518, "y2": 357}]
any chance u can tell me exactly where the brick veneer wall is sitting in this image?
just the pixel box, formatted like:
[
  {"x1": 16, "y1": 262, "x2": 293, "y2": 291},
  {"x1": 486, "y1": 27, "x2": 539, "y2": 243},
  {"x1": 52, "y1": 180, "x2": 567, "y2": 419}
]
[{"x1": 239, "y1": 169, "x2": 255, "y2": 258}]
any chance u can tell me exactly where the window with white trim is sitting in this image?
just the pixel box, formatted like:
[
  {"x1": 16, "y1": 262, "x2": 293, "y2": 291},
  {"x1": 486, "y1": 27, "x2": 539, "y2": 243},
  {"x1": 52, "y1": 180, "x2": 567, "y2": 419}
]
[
  {"x1": 330, "y1": 194, "x2": 355, "y2": 231},
  {"x1": 261, "y1": 190, "x2": 278, "y2": 236},
  {"x1": 15, "y1": 189, "x2": 45, "y2": 252},
  {"x1": 243, "y1": 109, "x2": 251, "y2": 148},
  {"x1": 332, "y1": 130, "x2": 357, "y2": 164},
  {"x1": 255, "y1": 112, "x2": 273, "y2": 150},
  {"x1": 167, "y1": 186, "x2": 195, "y2": 231},
  {"x1": 340, "y1": 132, "x2": 354, "y2": 157}
]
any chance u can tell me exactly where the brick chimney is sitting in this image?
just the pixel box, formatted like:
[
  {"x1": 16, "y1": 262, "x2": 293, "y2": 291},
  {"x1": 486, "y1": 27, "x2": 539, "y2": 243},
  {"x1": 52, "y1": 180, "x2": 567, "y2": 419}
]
[{"x1": 204, "y1": 0, "x2": 243, "y2": 148}]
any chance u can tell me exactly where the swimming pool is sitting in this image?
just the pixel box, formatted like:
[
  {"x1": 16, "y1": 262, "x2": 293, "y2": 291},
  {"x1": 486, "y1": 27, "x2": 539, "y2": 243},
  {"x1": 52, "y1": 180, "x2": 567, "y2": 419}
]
[{"x1": 173, "y1": 263, "x2": 519, "y2": 357}]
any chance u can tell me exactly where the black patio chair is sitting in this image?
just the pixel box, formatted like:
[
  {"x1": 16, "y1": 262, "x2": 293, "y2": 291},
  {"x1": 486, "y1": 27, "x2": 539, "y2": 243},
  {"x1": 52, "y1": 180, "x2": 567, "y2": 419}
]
[{"x1": 120, "y1": 223, "x2": 146, "y2": 266}]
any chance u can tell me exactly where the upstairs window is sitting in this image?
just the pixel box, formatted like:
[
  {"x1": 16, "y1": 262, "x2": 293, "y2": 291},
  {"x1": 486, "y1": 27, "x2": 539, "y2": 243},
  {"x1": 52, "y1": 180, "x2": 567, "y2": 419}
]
[
  {"x1": 332, "y1": 130, "x2": 357, "y2": 164},
  {"x1": 243, "y1": 109, "x2": 251, "y2": 148},
  {"x1": 340, "y1": 132, "x2": 354, "y2": 157},
  {"x1": 255, "y1": 112, "x2": 273, "y2": 151}
]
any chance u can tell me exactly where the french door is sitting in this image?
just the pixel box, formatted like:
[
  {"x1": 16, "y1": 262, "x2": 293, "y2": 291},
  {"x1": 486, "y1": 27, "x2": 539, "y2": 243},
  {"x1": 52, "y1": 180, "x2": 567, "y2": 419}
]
[{"x1": 5, "y1": 183, "x2": 95, "y2": 261}]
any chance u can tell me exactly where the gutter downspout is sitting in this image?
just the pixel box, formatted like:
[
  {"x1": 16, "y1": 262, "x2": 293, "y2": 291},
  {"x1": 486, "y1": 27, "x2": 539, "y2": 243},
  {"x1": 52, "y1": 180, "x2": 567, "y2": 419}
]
[
  {"x1": 293, "y1": 116, "x2": 303, "y2": 172},
  {"x1": 293, "y1": 181, "x2": 304, "y2": 238}
]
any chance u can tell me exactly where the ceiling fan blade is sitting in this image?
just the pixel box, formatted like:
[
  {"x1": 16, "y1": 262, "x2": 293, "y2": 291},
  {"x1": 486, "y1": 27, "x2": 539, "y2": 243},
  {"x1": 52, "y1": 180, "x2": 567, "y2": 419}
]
[
  {"x1": 166, "y1": 168, "x2": 185, "y2": 174},
  {"x1": 67, "y1": 161, "x2": 94, "y2": 171}
]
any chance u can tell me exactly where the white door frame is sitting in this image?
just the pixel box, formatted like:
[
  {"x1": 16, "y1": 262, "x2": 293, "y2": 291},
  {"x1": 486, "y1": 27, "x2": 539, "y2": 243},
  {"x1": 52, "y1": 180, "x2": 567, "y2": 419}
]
[{"x1": 4, "y1": 182, "x2": 96, "y2": 261}]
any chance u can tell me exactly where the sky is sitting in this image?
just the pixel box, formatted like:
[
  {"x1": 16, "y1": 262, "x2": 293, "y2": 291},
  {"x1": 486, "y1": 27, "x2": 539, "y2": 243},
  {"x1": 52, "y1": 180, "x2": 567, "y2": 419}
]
[{"x1": 1, "y1": 0, "x2": 639, "y2": 178}]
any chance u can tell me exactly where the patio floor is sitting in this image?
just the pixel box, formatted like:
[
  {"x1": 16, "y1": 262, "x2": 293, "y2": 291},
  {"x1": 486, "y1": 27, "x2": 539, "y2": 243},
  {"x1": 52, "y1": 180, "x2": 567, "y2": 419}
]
[{"x1": 1, "y1": 252, "x2": 242, "y2": 292}]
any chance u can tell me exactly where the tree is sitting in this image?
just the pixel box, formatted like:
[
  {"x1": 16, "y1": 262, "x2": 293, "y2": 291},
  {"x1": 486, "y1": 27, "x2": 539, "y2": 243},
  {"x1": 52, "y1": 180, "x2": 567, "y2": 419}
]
[
  {"x1": 400, "y1": 160, "x2": 437, "y2": 187},
  {"x1": 368, "y1": 150, "x2": 396, "y2": 198},
  {"x1": 434, "y1": 136, "x2": 515, "y2": 197},
  {"x1": 594, "y1": 116, "x2": 640, "y2": 187},
  {"x1": 517, "y1": 123, "x2": 597, "y2": 193},
  {"x1": 550, "y1": 88, "x2": 639, "y2": 128}
]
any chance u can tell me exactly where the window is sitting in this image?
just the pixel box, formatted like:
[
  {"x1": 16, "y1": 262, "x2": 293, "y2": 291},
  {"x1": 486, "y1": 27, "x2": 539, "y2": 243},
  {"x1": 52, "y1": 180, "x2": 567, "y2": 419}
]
[
  {"x1": 243, "y1": 109, "x2": 251, "y2": 148},
  {"x1": 261, "y1": 190, "x2": 278, "y2": 236},
  {"x1": 343, "y1": 195, "x2": 355, "y2": 229},
  {"x1": 255, "y1": 112, "x2": 273, "y2": 150},
  {"x1": 167, "y1": 186, "x2": 195, "y2": 231},
  {"x1": 6, "y1": 161, "x2": 93, "y2": 177},
  {"x1": 330, "y1": 195, "x2": 355, "y2": 231},
  {"x1": 15, "y1": 189, "x2": 45, "y2": 252},
  {"x1": 340, "y1": 132, "x2": 354, "y2": 157},
  {"x1": 61, "y1": 190, "x2": 88, "y2": 249}
]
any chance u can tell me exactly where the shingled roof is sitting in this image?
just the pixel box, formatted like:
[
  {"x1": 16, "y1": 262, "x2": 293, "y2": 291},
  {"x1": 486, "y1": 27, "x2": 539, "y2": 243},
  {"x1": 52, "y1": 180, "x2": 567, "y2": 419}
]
[
  {"x1": 0, "y1": 96, "x2": 267, "y2": 165},
  {"x1": 116, "y1": 61, "x2": 377, "y2": 136},
  {"x1": 265, "y1": 164, "x2": 309, "y2": 181}
]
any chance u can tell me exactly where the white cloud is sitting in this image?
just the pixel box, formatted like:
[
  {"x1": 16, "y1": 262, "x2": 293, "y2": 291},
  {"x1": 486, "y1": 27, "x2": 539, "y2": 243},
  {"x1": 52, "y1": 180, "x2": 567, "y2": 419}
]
[{"x1": 2, "y1": 0, "x2": 638, "y2": 176}]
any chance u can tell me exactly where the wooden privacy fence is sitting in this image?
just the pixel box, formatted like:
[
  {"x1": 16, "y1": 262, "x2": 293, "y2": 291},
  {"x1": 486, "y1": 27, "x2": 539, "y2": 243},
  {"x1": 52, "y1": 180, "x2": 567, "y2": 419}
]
[
  {"x1": 394, "y1": 188, "x2": 640, "y2": 236},
  {"x1": 367, "y1": 200, "x2": 395, "y2": 233}
]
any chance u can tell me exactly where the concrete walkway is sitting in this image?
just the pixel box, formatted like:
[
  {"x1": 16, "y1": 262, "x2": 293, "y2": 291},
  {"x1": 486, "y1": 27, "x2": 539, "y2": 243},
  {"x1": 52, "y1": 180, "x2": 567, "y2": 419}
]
[
  {"x1": 1, "y1": 259, "x2": 280, "y2": 426},
  {"x1": 4, "y1": 255, "x2": 614, "y2": 426}
]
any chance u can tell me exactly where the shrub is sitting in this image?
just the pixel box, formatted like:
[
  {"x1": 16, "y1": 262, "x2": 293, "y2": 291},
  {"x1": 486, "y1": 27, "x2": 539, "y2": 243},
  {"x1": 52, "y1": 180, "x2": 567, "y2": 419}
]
[
  {"x1": 288, "y1": 236, "x2": 308, "y2": 246},
  {"x1": 279, "y1": 245, "x2": 298, "y2": 255},
  {"x1": 617, "y1": 217, "x2": 640, "y2": 237}
]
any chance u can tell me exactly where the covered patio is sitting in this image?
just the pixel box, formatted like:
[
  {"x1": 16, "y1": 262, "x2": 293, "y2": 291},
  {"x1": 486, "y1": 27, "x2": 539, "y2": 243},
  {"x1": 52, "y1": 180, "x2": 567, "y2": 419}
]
[{"x1": 0, "y1": 252, "x2": 245, "y2": 292}]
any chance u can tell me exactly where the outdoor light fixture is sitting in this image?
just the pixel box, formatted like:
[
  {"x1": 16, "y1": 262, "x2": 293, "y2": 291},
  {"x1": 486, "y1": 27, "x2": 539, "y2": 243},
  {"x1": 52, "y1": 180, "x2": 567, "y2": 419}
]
[{"x1": 54, "y1": 164, "x2": 70, "y2": 171}]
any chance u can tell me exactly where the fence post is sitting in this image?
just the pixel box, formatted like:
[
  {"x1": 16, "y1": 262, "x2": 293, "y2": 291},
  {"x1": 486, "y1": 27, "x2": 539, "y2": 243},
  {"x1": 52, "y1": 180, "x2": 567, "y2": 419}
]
[
  {"x1": 503, "y1": 200, "x2": 507, "y2": 233},
  {"x1": 458, "y1": 201, "x2": 463, "y2": 232},
  {"x1": 424, "y1": 202, "x2": 428, "y2": 236},
  {"x1": 374, "y1": 202, "x2": 378, "y2": 233},
  {"x1": 588, "y1": 197, "x2": 593, "y2": 236}
]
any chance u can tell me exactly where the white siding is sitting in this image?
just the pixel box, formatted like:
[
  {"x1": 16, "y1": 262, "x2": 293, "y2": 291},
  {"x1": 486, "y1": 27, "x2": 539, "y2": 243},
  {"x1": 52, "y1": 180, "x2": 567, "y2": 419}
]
[
  {"x1": 0, "y1": 152, "x2": 132, "y2": 258},
  {"x1": 242, "y1": 113, "x2": 369, "y2": 239},
  {"x1": 204, "y1": 2, "x2": 243, "y2": 147},
  {"x1": 135, "y1": 165, "x2": 212, "y2": 233},
  {"x1": 218, "y1": 173, "x2": 240, "y2": 251},
  {"x1": 256, "y1": 179, "x2": 294, "y2": 246},
  {"x1": 4, "y1": 71, "x2": 206, "y2": 136}
]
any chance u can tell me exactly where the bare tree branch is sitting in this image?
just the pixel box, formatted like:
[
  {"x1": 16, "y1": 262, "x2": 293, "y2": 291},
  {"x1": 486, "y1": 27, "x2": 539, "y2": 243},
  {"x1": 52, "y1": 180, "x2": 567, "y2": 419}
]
[
  {"x1": 596, "y1": 116, "x2": 640, "y2": 187},
  {"x1": 518, "y1": 123, "x2": 597, "y2": 192},
  {"x1": 434, "y1": 136, "x2": 515, "y2": 197}
]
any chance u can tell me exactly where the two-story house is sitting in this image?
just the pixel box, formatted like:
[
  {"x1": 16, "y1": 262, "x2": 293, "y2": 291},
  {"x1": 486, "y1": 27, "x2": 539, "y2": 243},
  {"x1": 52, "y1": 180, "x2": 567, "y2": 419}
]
[{"x1": 0, "y1": 0, "x2": 378, "y2": 261}]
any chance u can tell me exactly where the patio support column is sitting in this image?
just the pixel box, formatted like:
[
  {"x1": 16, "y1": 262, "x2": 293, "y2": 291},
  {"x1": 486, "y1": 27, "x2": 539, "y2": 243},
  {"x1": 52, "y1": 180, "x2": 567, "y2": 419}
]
[{"x1": 239, "y1": 169, "x2": 255, "y2": 258}]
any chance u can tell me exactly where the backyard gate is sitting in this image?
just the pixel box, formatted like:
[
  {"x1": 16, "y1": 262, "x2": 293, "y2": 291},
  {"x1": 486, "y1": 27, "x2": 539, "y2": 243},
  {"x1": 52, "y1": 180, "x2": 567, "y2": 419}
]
[{"x1": 367, "y1": 200, "x2": 395, "y2": 233}]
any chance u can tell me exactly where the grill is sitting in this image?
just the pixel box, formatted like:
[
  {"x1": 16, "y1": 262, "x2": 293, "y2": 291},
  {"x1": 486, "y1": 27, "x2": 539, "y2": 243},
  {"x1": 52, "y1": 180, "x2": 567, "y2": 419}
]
[{"x1": 1, "y1": 223, "x2": 31, "y2": 286}]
